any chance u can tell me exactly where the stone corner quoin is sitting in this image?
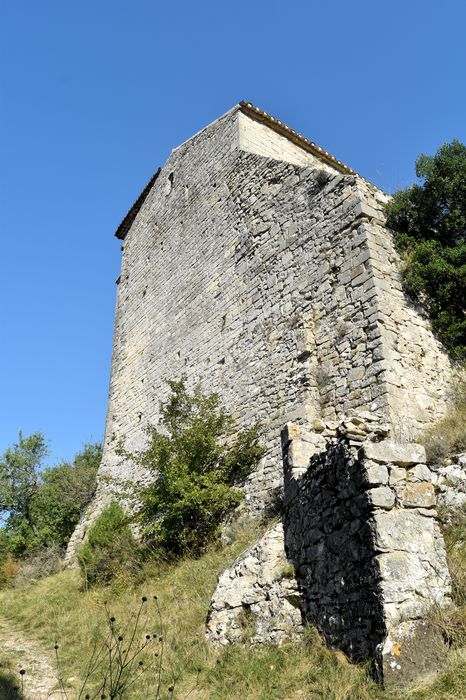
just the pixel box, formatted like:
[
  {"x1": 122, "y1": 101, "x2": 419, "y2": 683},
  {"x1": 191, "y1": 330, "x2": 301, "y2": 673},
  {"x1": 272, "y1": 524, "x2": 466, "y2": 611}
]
[{"x1": 67, "y1": 103, "x2": 455, "y2": 685}]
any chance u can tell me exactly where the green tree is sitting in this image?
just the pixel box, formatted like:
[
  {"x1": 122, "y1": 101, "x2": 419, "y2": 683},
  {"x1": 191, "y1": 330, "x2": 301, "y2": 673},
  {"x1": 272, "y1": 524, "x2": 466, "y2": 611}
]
[
  {"x1": 0, "y1": 436, "x2": 101, "y2": 557},
  {"x1": 385, "y1": 139, "x2": 466, "y2": 359},
  {"x1": 31, "y1": 442, "x2": 102, "y2": 549},
  {"x1": 122, "y1": 379, "x2": 264, "y2": 557},
  {"x1": 0, "y1": 432, "x2": 48, "y2": 555}
]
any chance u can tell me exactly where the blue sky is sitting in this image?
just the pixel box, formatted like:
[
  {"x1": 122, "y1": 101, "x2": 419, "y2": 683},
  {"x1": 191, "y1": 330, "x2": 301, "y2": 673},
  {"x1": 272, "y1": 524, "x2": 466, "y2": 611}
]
[{"x1": 1, "y1": 0, "x2": 465, "y2": 466}]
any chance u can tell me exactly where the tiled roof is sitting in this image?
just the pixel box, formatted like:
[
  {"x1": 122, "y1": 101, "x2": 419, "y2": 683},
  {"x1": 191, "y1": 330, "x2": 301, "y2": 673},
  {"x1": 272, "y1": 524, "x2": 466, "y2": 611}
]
[{"x1": 239, "y1": 101, "x2": 356, "y2": 175}]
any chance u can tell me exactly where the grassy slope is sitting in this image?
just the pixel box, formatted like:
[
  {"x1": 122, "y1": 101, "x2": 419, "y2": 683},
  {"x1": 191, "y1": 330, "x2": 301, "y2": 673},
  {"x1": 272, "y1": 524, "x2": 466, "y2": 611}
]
[{"x1": 0, "y1": 519, "x2": 465, "y2": 700}]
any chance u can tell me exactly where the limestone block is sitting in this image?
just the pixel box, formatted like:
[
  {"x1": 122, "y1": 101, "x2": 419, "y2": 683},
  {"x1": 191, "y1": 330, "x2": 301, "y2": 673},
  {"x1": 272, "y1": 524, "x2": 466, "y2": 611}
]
[
  {"x1": 388, "y1": 465, "x2": 406, "y2": 486},
  {"x1": 364, "y1": 462, "x2": 389, "y2": 486},
  {"x1": 382, "y1": 621, "x2": 446, "y2": 687},
  {"x1": 368, "y1": 486, "x2": 395, "y2": 509},
  {"x1": 364, "y1": 441, "x2": 426, "y2": 466},
  {"x1": 206, "y1": 523, "x2": 303, "y2": 646},
  {"x1": 378, "y1": 551, "x2": 432, "y2": 605},
  {"x1": 399, "y1": 482, "x2": 436, "y2": 509},
  {"x1": 372, "y1": 510, "x2": 445, "y2": 562},
  {"x1": 407, "y1": 464, "x2": 432, "y2": 482},
  {"x1": 428, "y1": 456, "x2": 466, "y2": 508}
]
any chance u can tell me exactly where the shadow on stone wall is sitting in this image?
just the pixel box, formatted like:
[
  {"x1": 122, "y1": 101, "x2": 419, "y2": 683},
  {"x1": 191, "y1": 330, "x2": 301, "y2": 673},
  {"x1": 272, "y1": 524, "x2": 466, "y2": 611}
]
[{"x1": 282, "y1": 434, "x2": 386, "y2": 678}]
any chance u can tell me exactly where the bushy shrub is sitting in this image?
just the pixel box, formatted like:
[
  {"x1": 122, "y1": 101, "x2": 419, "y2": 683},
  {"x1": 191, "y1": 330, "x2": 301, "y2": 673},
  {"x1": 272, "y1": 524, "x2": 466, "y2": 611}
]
[
  {"x1": 122, "y1": 379, "x2": 264, "y2": 557},
  {"x1": 0, "y1": 557, "x2": 21, "y2": 590},
  {"x1": 77, "y1": 502, "x2": 138, "y2": 586},
  {"x1": 12, "y1": 544, "x2": 62, "y2": 588},
  {"x1": 385, "y1": 140, "x2": 466, "y2": 359}
]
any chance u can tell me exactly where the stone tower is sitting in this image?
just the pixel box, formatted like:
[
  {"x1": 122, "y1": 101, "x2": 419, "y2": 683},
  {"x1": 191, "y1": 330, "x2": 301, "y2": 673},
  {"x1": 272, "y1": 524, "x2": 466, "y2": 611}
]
[{"x1": 67, "y1": 103, "x2": 454, "y2": 682}]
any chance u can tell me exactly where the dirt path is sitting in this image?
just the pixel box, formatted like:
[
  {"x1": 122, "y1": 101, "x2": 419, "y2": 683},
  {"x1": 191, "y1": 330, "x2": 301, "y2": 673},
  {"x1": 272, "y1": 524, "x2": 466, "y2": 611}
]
[{"x1": 0, "y1": 618, "x2": 60, "y2": 699}]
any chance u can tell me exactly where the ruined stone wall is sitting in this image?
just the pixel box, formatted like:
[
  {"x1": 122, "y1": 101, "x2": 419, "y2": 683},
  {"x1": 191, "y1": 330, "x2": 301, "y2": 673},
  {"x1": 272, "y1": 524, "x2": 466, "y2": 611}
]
[
  {"x1": 282, "y1": 420, "x2": 451, "y2": 684},
  {"x1": 67, "y1": 106, "x2": 453, "y2": 558},
  {"x1": 207, "y1": 416, "x2": 451, "y2": 684}
]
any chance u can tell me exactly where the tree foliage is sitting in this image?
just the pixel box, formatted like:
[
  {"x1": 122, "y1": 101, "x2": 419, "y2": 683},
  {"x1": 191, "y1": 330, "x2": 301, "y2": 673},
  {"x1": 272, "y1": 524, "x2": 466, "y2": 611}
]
[
  {"x1": 0, "y1": 436, "x2": 101, "y2": 557},
  {"x1": 385, "y1": 139, "x2": 466, "y2": 359},
  {"x1": 0, "y1": 432, "x2": 48, "y2": 556},
  {"x1": 122, "y1": 379, "x2": 264, "y2": 557},
  {"x1": 31, "y1": 442, "x2": 102, "y2": 550}
]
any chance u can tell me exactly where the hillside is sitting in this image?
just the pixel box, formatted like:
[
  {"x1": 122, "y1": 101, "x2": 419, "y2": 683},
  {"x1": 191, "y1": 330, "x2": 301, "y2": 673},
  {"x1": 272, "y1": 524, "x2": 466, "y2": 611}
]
[{"x1": 0, "y1": 511, "x2": 465, "y2": 700}]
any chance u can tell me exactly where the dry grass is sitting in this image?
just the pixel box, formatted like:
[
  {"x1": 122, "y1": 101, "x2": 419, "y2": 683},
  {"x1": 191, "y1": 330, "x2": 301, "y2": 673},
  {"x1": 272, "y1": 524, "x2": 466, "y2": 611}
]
[
  {"x1": 423, "y1": 378, "x2": 466, "y2": 464},
  {"x1": 428, "y1": 506, "x2": 466, "y2": 652},
  {"x1": 0, "y1": 516, "x2": 465, "y2": 699},
  {"x1": 0, "y1": 658, "x2": 23, "y2": 699}
]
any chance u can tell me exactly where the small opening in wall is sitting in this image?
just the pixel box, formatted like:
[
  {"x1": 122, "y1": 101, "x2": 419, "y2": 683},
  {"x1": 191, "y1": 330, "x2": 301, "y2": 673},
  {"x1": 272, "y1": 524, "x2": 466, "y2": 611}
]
[
  {"x1": 221, "y1": 314, "x2": 227, "y2": 330},
  {"x1": 177, "y1": 350, "x2": 181, "y2": 359},
  {"x1": 218, "y1": 357, "x2": 225, "y2": 365},
  {"x1": 165, "y1": 172, "x2": 174, "y2": 196},
  {"x1": 316, "y1": 170, "x2": 329, "y2": 187}
]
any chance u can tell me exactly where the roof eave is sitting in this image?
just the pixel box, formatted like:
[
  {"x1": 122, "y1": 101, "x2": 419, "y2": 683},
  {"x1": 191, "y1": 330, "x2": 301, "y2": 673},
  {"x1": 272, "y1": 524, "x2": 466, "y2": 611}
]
[{"x1": 115, "y1": 168, "x2": 161, "y2": 240}]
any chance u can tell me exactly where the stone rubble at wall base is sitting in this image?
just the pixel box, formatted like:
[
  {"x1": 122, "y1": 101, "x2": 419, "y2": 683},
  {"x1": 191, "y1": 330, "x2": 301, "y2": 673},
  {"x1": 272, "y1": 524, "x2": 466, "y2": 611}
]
[{"x1": 428, "y1": 453, "x2": 466, "y2": 509}]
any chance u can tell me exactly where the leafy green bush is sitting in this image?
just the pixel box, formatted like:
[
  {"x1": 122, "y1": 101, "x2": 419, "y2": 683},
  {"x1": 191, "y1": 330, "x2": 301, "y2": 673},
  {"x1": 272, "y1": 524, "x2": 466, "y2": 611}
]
[
  {"x1": 122, "y1": 379, "x2": 264, "y2": 557},
  {"x1": 77, "y1": 502, "x2": 138, "y2": 586},
  {"x1": 385, "y1": 139, "x2": 466, "y2": 359}
]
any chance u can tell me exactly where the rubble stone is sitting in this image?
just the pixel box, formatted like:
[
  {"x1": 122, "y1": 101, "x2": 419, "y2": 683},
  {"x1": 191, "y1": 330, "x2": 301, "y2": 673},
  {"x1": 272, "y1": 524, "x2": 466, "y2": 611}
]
[{"x1": 206, "y1": 522, "x2": 303, "y2": 646}]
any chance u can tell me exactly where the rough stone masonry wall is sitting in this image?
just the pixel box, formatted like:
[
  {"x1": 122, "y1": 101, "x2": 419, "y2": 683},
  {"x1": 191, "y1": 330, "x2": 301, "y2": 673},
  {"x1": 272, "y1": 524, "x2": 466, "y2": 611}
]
[
  {"x1": 282, "y1": 418, "x2": 451, "y2": 684},
  {"x1": 67, "y1": 106, "x2": 452, "y2": 559},
  {"x1": 207, "y1": 414, "x2": 452, "y2": 684},
  {"x1": 351, "y1": 180, "x2": 453, "y2": 437}
]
